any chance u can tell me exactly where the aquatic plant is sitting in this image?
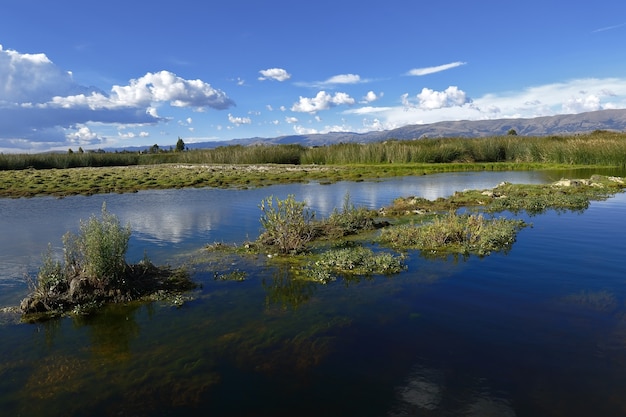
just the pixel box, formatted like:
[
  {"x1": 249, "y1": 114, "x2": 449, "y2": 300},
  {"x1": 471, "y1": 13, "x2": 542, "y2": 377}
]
[
  {"x1": 386, "y1": 175, "x2": 626, "y2": 216},
  {"x1": 318, "y1": 192, "x2": 378, "y2": 238},
  {"x1": 20, "y1": 204, "x2": 196, "y2": 320},
  {"x1": 258, "y1": 194, "x2": 316, "y2": 254},
  {"x1": 307, "y1": 245, "x2": 405, "y2": 279},
  {"x1": 378, "y1": 212, "x2": 527, "y2": 257}
]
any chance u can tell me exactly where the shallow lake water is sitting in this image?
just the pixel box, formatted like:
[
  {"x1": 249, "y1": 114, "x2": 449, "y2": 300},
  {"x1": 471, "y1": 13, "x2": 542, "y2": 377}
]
[{"x1": 1, "y1": 169, "x2": 626, "y2": 416}]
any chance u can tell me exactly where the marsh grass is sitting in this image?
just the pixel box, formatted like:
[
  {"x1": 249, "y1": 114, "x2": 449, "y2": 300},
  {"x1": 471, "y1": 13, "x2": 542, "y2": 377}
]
[
  {"x1": 378, "y1": 212, "x2": 527, "y2": 257},
  {"x1": 2, "y1": 130, "x2": 625, "y2": 179},
  {"x1": 306, "y1": 245, "x2": 405, "y2": 281},
  {"x1": 300, "y1": 132, "x2": 626, "y2": 166}
]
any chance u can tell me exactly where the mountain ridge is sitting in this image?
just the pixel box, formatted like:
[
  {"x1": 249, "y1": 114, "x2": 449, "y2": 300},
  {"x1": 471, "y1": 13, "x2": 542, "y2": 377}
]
[{"x1": 117, "y1": 109, "x2": 626, "y2": 152}]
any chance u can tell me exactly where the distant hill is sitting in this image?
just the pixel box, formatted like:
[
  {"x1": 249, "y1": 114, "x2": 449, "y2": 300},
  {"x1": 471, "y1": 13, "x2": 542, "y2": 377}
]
[{"x1": 116, "y1": 109, "x2": 626, "y2": 152}]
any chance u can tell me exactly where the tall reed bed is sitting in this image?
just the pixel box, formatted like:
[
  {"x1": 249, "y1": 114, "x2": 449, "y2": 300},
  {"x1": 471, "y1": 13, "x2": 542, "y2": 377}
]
[
  {"x1": 300, "y1": 132, "x2": 626, "y2": 166},
  {"x1": 0, "y1": 152, "x2": 141, "y2": 170},
  {"x1": 172, "y1": 144, "x2": 305, "y2": 165},
  {"x1": 2, "y1": 131, "x2": 626, "y2": 170}
]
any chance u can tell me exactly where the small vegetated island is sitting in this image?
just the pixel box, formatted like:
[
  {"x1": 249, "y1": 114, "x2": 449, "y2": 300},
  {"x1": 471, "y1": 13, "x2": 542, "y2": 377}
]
[{"x1": 19, "y1": 204, "x2": 196, "y2": 322}]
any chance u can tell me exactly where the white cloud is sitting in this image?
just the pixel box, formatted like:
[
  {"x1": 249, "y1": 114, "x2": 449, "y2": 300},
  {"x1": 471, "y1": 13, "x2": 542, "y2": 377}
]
[
  {"x1": 324, "y1": 74, "x2": 362, "y2": 84},
  {"x1": 297, "y1": 73, "x2": 369, "y2": 89},
  {"x1": 362, "y1": 90, "x2": 381, "y2": 103},
  {"x1": 562, "y1": 94, "x2": 602, "y2": 113},
  {"x1": 591, "y1": 22, "x2": 626, "y2": 33},
  {"x1": 403, "y1": 86, "x2": 470, "y2": 110},
  {"x1": 0, "y1": 45, "x2": 235, "y2": 150},
  {"x1": 407, "y1": 61, "x2": 467, "y2": 76},
  {"x1": 291, "y1": 91, "x2": 355, "y2": 114},
  {"x1": 41, "y1": 70, "x2": 234, "y2": 111},
  {"x1": 365, "y1": 78, "x2": 626, "y2": 132},
  {"x1": 67, "y1": 125, "x2": 101, "y2": 145},
  {"x1": 258, "y1": 68, "x2": 291, "y2": 81},
  {"x1": 285, "y1": 116, "x2": 298, "y2": 124},
  {"x1": 293, "y1": 125, "x2": 318, "y2": 135},
  {"x1": 0, "y1": 44, "x2": 86, "y2": 104},
  {"x1": 362, "y1": 118, "x2": 385, "y2": 131},
  {"x1": 228, "y1": 113, "x2": 252, "y2": 126}
]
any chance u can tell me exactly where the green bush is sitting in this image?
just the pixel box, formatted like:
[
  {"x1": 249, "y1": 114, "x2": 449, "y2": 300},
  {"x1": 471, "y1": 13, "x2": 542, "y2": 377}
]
[{"x1": 258, "y1": 195, "x2": 316, "y2": 254}]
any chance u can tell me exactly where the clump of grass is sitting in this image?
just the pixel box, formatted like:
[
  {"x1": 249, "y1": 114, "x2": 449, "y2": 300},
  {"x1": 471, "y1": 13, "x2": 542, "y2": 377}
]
[
  {"x1": 304, "y1": 245, "x2": 405, "y2": 283},
  {"x1": 316, "y1": 192, "x2": 379, "y2": 238},
  {"x1": 378, "y1": 211, "x2": 527, "y2": 257},
  {"x1": 63, "y1": 203, "x2": 132, "y2": 284}
]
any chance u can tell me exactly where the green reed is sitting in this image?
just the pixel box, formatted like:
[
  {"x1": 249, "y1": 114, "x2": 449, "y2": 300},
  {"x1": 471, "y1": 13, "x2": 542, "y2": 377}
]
[{"x1": 3, "y1": 132, "x2": 626, "y2": 171}]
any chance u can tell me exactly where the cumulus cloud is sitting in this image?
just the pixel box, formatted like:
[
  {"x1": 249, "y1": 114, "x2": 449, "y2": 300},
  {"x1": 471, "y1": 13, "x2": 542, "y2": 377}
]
[
  {"x1": 403, "y1": 86, "x2": 470, "y2": 110},
  {"x1": 49, "y1": 70, "x2": 235, "y2": 110},
  {"x1": 407, "y1": 61, "x2": 467, "y2": 76},
  {"x1": 0, "y1": 44, "x2": 89, "y2": 104},
  {"x1": 285, "y1": 116, "x2": 298, "y2": 124},
  {"x1": 228, "y1": 113, "x2": 252, "y2": 126},
  {"x1": 291, "y1": 91, "x2": 355, "y2": 113},
  {"x1": 562, "y1": 94, "x2": 602, "y2": 113},
  {"x1": 361, "y1": 90, "x2": 381, "y2": 103},
  {"x1": 0, "y1": 45, "x2": 234, "y2": 150},
  {"x1": 67, "y1": 125, "x2": 102, "y2": 145},
  {"x1": 258, "y1": 68, "x2": 291, "y2": 81}
]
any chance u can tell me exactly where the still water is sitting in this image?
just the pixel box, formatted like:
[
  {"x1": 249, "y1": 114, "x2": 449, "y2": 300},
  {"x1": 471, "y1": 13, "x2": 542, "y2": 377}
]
[{"x1": 1, "y1": 170, "x2": 626, "y2": 416}]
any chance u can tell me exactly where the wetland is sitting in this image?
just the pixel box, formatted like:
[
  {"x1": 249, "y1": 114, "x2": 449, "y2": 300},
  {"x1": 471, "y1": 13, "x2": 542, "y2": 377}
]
[
  {"x1": 3, "y1": 133, "x2": 626, "y2": 416},
  {"x1": 2, "y1": 167, "x2": 626, "y2": 416}
]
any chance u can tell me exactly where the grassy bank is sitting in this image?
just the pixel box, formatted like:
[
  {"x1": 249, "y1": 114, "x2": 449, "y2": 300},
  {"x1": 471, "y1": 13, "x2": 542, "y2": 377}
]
[{"x1": 1, "y1": 131, "x2": 625, "y2": 197}]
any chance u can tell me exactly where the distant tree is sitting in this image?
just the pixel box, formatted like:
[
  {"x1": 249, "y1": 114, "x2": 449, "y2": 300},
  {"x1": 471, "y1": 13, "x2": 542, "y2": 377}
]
[
  {"x1": 175, "y1": 137, "x2": 185, "y2": 152},
  {"x1": 150, "y1": 144, "x2": 160, "y2": 154},
  {"x1": 507, "y1": 129, "x2": 518, "y2": 136},
  {"x1": 68, "y1": 148, "x2": 74, "y2": 154},
  {"x1": 78, "y1": 147, "x2": 84, "y2": 154}
]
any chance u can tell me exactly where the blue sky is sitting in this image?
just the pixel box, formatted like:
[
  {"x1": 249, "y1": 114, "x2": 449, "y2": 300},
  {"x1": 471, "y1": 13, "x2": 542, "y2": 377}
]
[{"x1": 1, "y1": 0, "x2": 625, "y2": 153}]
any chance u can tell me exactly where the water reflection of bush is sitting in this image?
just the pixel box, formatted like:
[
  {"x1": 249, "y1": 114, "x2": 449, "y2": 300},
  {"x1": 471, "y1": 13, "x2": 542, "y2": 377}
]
[
  {"x1": 262, "y1": 265, "x2": 318, "y2": 310},
  {"x1": 72, "y1": 303, "x2": 143, "y2": 362}
]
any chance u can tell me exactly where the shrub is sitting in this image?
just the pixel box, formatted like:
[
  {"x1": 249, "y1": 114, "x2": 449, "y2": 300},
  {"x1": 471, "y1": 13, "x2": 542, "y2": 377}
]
[{"x1": 258, "y1": 195, "x2": 316, "y2": 254}]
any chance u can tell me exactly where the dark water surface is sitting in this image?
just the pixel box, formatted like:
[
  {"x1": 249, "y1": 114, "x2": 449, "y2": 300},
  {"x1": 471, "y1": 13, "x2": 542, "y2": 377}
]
[{"x1": 1, "y1": 169, "x2": 626, "y2": 416}]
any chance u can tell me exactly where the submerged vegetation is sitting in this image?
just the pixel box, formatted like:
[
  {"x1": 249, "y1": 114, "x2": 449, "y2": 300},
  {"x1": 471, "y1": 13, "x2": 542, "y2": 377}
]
[
  {"x1": 20, "y1": 205, "x2": 196, "y2": 321},
  {"x1": 1, "y1": 131, "x2": 626, "y2": 198}
]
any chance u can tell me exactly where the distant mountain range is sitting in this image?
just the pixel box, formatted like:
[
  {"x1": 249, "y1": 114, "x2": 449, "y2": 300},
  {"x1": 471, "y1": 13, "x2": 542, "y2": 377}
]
[{"x1": 117, "y1": 109, "x2": 626, "y2": 152}]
